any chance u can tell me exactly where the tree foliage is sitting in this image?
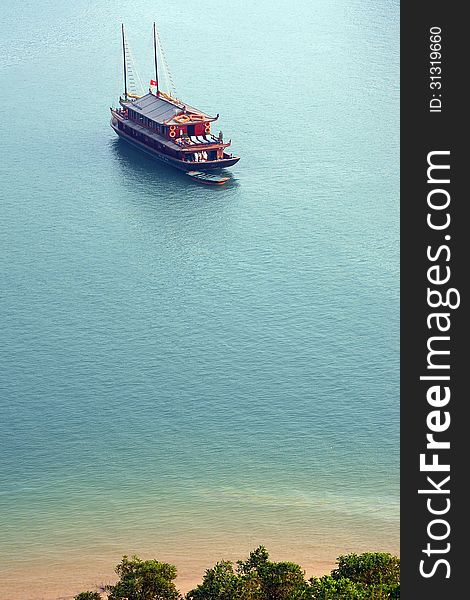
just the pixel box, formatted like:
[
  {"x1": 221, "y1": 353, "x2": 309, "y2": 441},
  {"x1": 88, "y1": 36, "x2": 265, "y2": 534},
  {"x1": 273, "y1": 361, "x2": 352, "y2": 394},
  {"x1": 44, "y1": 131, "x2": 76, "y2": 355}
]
[
  {"x1": 187, "y1": 560, "x2": 242, "y2": 600},
  {"x1": 188, "y1": 546, "x2": 308, "y2": 600},
  {"x1": 106, "y1": 555, "x2": 181, "y2": 600},
  {"x1": 331, "y1": 553, "x2": 400, "y2": 587},
  {"x1": 308, "y1": 553, "x2": 400, "y2": 599},
  {"x1": 308, "y1": 575, "x2": 399, "y2": 599},
  {"x1": 238, "y1": 546, "x2": 307, "y2": 600},
  {"x1": 76, "y1": 548, "x2": 399, "y2": 600}
]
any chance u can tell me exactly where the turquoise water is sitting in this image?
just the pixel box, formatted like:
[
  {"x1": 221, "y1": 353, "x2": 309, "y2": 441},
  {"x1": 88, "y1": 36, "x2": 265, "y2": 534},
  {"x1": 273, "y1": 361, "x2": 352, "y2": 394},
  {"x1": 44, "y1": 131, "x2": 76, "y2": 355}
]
[{"x1": 0, "y1": 1, "x2": 399, "y2": 598}]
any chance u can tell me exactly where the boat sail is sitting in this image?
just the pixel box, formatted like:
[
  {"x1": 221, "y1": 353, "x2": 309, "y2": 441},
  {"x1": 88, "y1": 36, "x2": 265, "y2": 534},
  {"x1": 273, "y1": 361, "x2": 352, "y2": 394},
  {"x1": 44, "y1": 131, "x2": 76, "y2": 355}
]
[{"x1": 110, "y1": 24, "x2": 240, "y2": 176}]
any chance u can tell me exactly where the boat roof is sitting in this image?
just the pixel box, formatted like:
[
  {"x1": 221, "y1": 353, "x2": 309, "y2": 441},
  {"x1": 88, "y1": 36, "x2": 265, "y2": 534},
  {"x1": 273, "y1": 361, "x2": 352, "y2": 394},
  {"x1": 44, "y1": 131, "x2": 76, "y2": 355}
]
[{"x1": 121, "y1": 92, "x2": 215, "y2": 125}]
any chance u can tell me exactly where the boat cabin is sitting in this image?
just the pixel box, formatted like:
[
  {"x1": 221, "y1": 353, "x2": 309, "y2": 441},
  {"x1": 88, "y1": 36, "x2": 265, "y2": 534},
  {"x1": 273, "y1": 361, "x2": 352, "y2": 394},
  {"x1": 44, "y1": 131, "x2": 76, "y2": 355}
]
[{"x1": 122, "y1": 93, "x2": 211, "y2": 139}]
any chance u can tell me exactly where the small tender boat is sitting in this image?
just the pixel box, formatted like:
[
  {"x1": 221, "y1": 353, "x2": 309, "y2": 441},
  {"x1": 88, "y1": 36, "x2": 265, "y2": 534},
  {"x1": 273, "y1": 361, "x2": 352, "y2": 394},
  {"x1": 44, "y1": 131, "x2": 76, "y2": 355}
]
[{"x1": 186, "y1": 171, "x2": 230, "y2": 185}]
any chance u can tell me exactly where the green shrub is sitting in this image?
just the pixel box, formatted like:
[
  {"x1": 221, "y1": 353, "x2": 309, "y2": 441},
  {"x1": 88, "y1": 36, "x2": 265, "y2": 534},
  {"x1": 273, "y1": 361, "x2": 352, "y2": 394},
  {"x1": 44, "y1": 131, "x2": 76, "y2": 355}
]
[
  {"x1": 106, "y1": 555, "x2": 181, "y2": 600},
  {"x1": 74, "y1": 592, "x2": 102, "y2": 600}
]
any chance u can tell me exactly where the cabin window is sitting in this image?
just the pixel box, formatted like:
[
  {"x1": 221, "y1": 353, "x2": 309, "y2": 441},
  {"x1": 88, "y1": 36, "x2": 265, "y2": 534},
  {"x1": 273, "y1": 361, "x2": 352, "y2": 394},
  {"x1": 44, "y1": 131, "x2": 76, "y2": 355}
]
[{"x1": 187, "y1": 125, "x2": 195, "y2": 136}]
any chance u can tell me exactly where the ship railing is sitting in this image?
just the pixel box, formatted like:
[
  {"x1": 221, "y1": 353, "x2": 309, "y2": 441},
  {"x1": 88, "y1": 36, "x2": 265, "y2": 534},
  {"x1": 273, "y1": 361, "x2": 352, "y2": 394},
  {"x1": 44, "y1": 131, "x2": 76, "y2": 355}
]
[{"x1": 175, "y1": 135, "x2": 222, "y2": 147}]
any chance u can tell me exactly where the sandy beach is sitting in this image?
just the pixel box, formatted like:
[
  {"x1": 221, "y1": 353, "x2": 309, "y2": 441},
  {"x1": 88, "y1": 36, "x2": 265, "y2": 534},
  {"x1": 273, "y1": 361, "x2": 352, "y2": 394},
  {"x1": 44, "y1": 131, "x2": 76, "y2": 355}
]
[{"x1": 2, "y1": 535, "x2": 399, "y2": 600}]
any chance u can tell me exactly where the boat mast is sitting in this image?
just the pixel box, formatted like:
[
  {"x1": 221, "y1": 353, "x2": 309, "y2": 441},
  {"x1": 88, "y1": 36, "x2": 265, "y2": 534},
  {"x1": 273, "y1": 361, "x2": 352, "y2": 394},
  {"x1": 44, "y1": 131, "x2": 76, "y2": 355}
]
[
  {"x1": 121, "y1": 23, "x2": 128, "y2": 100},
  {"x1": 153, "y1": 22, "x2": 159, "y2": 95}
]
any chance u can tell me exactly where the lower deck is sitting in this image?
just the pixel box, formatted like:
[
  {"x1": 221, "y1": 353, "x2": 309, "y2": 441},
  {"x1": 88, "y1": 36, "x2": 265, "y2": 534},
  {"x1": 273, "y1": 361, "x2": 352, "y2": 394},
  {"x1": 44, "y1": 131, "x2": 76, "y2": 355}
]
[{"x1": 110, "y1": 111, "x2": 239, "y2": 172}]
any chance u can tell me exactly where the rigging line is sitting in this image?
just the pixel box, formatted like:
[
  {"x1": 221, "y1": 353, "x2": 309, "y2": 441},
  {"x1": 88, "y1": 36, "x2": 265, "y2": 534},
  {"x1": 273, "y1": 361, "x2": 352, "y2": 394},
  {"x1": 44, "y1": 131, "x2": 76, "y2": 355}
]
[
  {"x1": 126, "y1": 41, "x2": 145, "y2": 95},
  {"x1": 125, "y1": 40, "x2": 145, "y2": 95},
  {"x1": 154, "y1": 23, "x2": 177, "y2": 97}
]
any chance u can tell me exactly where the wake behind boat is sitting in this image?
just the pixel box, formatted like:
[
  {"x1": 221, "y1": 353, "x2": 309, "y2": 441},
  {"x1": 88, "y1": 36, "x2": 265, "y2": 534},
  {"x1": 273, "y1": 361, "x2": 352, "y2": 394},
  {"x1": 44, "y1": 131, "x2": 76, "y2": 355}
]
[{"x1": 110, "y1": 24, "x2": 240, "y2": 175}]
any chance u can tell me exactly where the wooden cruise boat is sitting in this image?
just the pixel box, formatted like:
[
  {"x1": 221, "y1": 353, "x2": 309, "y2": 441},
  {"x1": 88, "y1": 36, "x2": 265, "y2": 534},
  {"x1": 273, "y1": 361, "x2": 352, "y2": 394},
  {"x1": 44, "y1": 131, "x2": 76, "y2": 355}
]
[{"x1": 110, "y1": 24, "x2": 240, "y2": 174}]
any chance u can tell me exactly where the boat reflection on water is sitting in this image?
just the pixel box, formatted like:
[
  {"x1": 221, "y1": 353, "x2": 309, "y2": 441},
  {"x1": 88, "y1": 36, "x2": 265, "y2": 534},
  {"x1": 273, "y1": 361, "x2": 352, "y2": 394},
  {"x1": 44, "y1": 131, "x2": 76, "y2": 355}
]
[{"x1": 110, "y1": 137, "x2": 237, "y2": 199}]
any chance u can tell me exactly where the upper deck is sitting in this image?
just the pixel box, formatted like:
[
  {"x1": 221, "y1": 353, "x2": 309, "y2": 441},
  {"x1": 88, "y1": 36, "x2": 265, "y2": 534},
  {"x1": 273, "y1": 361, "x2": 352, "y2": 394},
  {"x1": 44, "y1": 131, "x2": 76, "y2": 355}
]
[
  {"x1": 118, "y1": 91, "x2": 223, "y2": 147},
  {"x1": 112, "y1": 108, "x2": 231, "y2": 153}
]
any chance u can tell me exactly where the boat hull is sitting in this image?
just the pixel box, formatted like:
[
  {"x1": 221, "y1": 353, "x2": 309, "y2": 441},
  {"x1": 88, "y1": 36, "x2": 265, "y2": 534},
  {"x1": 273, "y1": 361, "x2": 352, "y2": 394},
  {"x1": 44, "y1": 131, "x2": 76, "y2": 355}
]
[{"x1": 111, "y1": 121, "x2": 240, "y2": 172}]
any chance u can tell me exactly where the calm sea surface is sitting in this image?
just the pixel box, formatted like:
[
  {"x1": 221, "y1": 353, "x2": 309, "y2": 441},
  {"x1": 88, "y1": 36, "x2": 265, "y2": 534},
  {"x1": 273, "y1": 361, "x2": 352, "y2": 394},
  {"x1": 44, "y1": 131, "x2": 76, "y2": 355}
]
[{"x1": 0, "y1": 1, "x2": 399, "y2": 598}]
